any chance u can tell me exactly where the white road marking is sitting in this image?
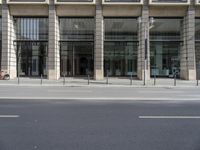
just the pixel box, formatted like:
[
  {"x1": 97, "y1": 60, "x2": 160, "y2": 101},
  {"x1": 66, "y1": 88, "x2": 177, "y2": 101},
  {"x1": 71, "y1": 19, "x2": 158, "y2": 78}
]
[
  {"x1": 139, "y1": 116, "x2": 200, "y2": 119},
  {"x1": 0, "y1": 115, "x2": 20, "y2": 118}
]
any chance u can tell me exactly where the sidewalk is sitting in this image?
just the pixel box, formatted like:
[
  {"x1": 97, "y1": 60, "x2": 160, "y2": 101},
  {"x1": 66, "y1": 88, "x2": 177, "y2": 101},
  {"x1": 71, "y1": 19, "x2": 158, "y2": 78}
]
[{"x1": 0, "y1": 77, "x2": 199, "y2": 88}]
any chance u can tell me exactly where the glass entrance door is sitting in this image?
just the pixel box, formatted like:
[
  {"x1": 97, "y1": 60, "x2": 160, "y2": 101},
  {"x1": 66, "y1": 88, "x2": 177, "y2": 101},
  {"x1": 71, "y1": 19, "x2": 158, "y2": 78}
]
[
  {"x1": 17, "y1": 42, "x2": 48, "y2": 77},
  {"x1": 60, "y1": 42, "x2": 94, "y2": 77}
]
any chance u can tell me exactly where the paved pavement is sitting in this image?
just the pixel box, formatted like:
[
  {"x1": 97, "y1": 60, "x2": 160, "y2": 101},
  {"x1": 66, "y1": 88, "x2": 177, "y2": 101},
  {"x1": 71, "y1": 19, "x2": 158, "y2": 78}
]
[
  {"x1": 0, "y1": 77, "x2": 199, "y2": 87},
  {"x1": 0, "y1": 99, "x2": 200, "y2": 150},
  {"x1": 0, "y1": 85, "x2": 199, "y2": 100}
]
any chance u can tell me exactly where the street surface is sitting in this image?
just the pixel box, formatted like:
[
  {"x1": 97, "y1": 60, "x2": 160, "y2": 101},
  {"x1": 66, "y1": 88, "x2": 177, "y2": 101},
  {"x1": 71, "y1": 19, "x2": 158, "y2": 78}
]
[{"x1": 1, "y1": 99, "x2": 200, "y2": 150}]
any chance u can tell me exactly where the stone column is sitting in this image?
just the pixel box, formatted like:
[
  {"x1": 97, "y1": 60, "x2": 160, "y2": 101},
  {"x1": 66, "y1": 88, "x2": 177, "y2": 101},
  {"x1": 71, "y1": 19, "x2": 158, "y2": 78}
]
[
  {"x1": 180, "y1": 0, "x2": 196, "y2": 80},
  {"x1": 137, "y1": 0, "x2": 150, "y2": 80},
  {"x1": 48, "y1": 0, "x2": 60, "y2": 80},
  {"x1": 1, "y1": 0, "x2": 17, "y2": 79},
  {"x1": 94, "y1": 0, "x2": 104, "y2": 80}
]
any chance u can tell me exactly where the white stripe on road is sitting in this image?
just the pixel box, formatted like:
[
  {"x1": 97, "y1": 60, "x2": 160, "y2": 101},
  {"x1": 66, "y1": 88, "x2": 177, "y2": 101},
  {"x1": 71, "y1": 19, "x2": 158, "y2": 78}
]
[
  {"x1": 0, "y1": 115, "x2": 20, "y2": 118},
  {"x1": 139, "y1": 116, "x2": 200, "y2": 119}
]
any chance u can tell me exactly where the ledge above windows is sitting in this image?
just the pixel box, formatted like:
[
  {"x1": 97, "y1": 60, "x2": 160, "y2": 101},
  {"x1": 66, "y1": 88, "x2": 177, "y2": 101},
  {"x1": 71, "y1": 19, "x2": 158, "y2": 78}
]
[
  {"x1": 149, "y1": 0, "x2": 190, "y2": 5},
  {"x1": 54, "y1": 0, "x2": 96, "y2": 5},
  {"x1": 102, "y1": 0, "x2": 143, "y2": 5},
  {"x1": 7, "y1": 0, "x2": 49, "y2": 4}
]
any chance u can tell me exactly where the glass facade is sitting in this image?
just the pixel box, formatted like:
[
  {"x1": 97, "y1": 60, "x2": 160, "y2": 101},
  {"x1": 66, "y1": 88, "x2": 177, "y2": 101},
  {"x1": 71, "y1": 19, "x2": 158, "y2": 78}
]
[
  {"x1": 15, "y1": 17, "x2": 48, "y2": 77},
  {"x1": 0, "y1": 18, "x2": 2, "y2": 71},
  {"x1": 104, "y1": 0, "x2": 141, "y2": 2},
  {"x1": 57, "y1": 0, "x2": 93, "y2": 2},
  {"x1": 151, "y1": 0, "x2": 188, "y2": 3},
  {"x1": 150, "y1": 18, "x2": 183, "y2": 77},
  {"x1": 104, "y1": 18, "x2": 138, "y2": 77},
  {"x1": 195, "y1": 19, "x2": 200, "y2": 79},
  {"x1": 59, "y1": 18, "x2": 95, "y2": 77}
]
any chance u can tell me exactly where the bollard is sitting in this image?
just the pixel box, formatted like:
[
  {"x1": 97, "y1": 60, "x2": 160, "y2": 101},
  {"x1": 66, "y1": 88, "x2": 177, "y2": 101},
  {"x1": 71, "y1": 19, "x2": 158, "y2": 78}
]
[
  {"x1": 40, "y1": 74, "x2": 43, "y2": 85},
  {"x1": 130, "y1": 73, "x2": 133, "y2": 85},
  {"x1": 174, "y1": 73, "x2": 176, "y2": 86},
  {"x1": 197, "y1": 70, "x2": 199, "y2": 86},
  {"x1": 154, "y1": 72, "x2": 156, "y2": 86},
  {"x1": 63, "y1": 73, "x2": 66, "y2": 85},
  {"x1": 88, "y1": 74, "x2": 90, "y2": 85},
  {"x1": 106, "y1": 70, "x2": 109, "y2": 85},
  {"x1": 18, "y1": 76, "x2": 20, "y2": 85}
]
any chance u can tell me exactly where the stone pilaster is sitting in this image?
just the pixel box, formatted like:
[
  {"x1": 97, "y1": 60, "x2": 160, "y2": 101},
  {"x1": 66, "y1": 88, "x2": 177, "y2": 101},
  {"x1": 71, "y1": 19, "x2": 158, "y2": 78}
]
[
  {"x1": 48, "y1": 0, "x2": 60, "y2": 80},
  {"x1": 180, "y1": 0, "x2": 196, "y2": 80},
  {"x1": 137, "y1": 0, "x2": 150, "y2": 80},
  {"x1": 94, "y1": 0, "x2": 104, "y2": 80},
  {"x1": 1, "y1": 0, "x2": 17, "y2": 79}
]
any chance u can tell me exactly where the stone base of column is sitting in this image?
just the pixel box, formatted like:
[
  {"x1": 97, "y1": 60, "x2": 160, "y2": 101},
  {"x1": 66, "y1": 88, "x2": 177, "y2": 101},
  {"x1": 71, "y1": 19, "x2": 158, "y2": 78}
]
[
  {"x1": 137, "y1": 69, "x2": 150, "y2": 81},
  {"x1": 48, "y1": 69, "x2": 60, "y2": 80},
  {"x1": 3, "y1": 68, "x2": 17, "y2": 79},
  {"x1": 180, "y1": 69, "x2": 197, "y2": 80},
  {"x1": 94, "y1": 69, "x2": 104, "y2": 80}
]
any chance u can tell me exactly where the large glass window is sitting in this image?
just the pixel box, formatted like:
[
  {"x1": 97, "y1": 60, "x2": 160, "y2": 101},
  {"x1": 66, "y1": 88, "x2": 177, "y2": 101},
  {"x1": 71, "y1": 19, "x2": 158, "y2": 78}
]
[
  {"x1": 104, "y1": 0, "x2": 141, "y2": 2},
  {"x1": 15, "y1": 17, "x2": 48, "y2": 41},
  {"x1": 151, "y1": 0, "x2": 188, "y2": 3},
  {"x1": 59, "y1": 18, "x2": 95, "y2": 77},
  {"x1": 195, "y1": 19, "x2": 200, "y2": 79},
  {"x1": 104, "y1": 18, "x2": 138, "y2": 77},
  {"x1": 150, "y1": 18, "x2": 183, "y2": 78},
  {"x1": 0, "y1": 18, "x2": 2, "y2": 71},
  {"x1": 15, "y1": 17, "x2": 48, "y2": 77}
]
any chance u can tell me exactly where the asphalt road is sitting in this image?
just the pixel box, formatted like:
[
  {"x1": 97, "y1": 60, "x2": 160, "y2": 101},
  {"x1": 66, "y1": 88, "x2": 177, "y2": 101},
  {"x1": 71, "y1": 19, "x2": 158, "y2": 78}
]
[{"x1": 0, "y1": 99, "x2": 200, "y2": 150}]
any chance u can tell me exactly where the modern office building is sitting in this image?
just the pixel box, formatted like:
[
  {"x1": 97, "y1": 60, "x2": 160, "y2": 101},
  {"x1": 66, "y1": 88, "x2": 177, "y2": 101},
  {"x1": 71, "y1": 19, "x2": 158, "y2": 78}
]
[{"x1": 0, "y1": 0, "x2": 200, "y2": 80}]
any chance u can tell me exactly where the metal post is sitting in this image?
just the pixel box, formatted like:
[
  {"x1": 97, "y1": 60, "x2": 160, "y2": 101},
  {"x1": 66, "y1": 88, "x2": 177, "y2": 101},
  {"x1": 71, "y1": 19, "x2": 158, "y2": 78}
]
[
  {"x1": 106, "y1": 70, "x2": 109, "y2": 85},
  {"x1": 154, "y1": 66, "x2": 156, "y2": 86},
  {"x1": 130, "y1": 73, "x2": 133, "y2": 85},
  {"x1": 40, "y1": 74, "x2": 43, "y2": 85},
  {"x1": 197, "y1": 68, "x2": 199, "y2": 86},
  {"x1": 174, "y1": 72, "x2": 176, "y2": 86},
  {"x1": 63, "y1": 73, "x2": 66, "y2": 85},
  {"x1": 144, "y1": 25, "x2": 148, "y2": 86},
  {"x1": 88, "y1": 74, "x2": 90, "y2": 85}
]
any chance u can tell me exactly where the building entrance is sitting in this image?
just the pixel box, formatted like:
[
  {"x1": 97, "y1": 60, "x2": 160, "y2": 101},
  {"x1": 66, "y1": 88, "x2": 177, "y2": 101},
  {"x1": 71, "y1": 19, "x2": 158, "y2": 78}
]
[
  {"x1": 16, "y1": 42, "x2": 48, "y2": 77},
  {"x1": 60, "y1": 42, "x2": 94, "y2": 77}
]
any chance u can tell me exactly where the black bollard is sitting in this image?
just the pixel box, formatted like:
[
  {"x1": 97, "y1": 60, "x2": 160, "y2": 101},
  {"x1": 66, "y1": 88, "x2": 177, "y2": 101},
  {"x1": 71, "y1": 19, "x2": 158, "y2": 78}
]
[
  {"x1": 174, "y1": 73, "x2": 176, "y2": 86},
  {"x1": 40, "y1": 74, "x2": 43, "y2": 85},
  {"x1": 63, "y1": 73, "x2": 66, "y2": 85},
  {"x1": 88, "y1": 74, "x2": 90, "y2": 85},
  {"x1": 106, "y1": 70, "x2": 109, "y2": 85},
  {"x1": 130, "y1": 73, "x2": 133, "y2": 85}
]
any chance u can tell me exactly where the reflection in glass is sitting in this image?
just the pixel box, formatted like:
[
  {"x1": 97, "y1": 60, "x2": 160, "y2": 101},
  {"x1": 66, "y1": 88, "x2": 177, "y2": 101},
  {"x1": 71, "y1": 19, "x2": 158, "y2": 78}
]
[
  {"x1": 104, "y1": 18, "x2": 138, "y2": 77},
  {"x1": 15, "y1": 17, "x2": 48, "y2": 41},
  {"x1": 59, "y1": 18, "x2": 95, "y2": 77},
  {"x1": 104, "y1": 42, "x2": 137, "y2": 76},
  {"x1": 150, "y1": 42, "x2": 180, "y2": 77},
  {"x1": 60, "y1": 42, "x2": 94, "y2": 76},
  {"x1": 17, "y1": 42, "x2": 48, "y2": 77},
  {"x1": 150, "y1": 18, "x2": 183, "y2": 78},
  {"x1": 195, "y1": 19, "x2": 200, "y2": 79}
]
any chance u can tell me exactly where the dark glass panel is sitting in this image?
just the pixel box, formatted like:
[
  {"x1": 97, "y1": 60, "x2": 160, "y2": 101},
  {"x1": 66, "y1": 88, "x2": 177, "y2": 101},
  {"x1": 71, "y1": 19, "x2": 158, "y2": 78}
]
[
  {"x1": 151, "y1": 0, "x2": 188, "y2": 3},
  {"x1": 104, "y1": 42, "x2": 138, "y2": 76},
  {"x1": 150, "y1": 41, "x2": 180, "y2": 77},
  {"x1": 17, "y1": 42, "x2": 48, "y2": 77},
  {"x1": 59, "y1": 18, "x2": 94, "y2": 41},
  {"x1": 15, "y1": 17, "x2": 48, "y2": 41},
  {"x1": 60, "y1": 42, "x2": 94, "y2": 76},
  {"x1": 104, "y1": 18, "x2": 138, "y2": 41},
  {"x1": 150, "y1": 18, "x2": 183, "y2": 41}
]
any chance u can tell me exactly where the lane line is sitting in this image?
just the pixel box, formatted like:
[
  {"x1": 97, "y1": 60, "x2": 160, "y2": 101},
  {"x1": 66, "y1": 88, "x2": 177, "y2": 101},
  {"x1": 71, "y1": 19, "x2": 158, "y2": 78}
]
[
  {"x1": 139, "y1": 116, "x2": 200, "y2": 119},
  {"x1": 0, "y1": 115, "x2": 20, "y2": 118}
]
